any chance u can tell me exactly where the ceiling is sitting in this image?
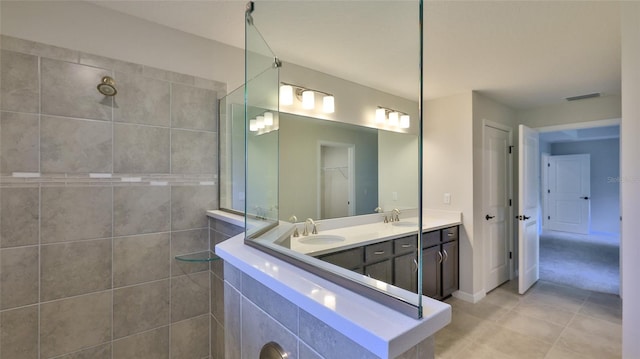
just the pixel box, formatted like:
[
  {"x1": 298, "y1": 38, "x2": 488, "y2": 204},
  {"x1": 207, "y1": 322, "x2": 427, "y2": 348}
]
[{"x1": 91, "y1": 0, "x2": 621, "y2": 110}]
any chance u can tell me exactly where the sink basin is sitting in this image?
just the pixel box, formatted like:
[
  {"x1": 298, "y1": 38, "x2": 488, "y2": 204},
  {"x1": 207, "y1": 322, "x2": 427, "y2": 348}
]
[
  {"x1": 298, "y1": 234, "x2": 346, "y2": 244},
  {"x1": 392, "y1": 221, "x2": 419, "y2": 227}
]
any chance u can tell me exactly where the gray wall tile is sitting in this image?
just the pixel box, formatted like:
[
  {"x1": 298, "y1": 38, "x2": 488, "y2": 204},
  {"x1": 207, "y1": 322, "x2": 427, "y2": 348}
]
[
  {"x1": 172, "y1": 229, "x2": 209, "y2": 276},
  {"x1": 41, "y1": 116, "x2": 112, "y2": 173},
  {"x1": 0, "y1": 305, "x2": 38, "y2": 359},
  {"x1": 0, "y1": 49, "x2": 39, "y2": 113},
  {"x1": 41, "y1": 239, "x2": 112, "y2": 301},
  {"x1": 113, "y1": 232, "x2": 170, "y2": 288},
  {"x1": 1, "y1": 35, "x2": 78, "y2": 63},
  {"x1": 0, "y1": 187, "x2": 39, "y2": 248},
  {"x1": 211, "y1": 315, "x2": 225, "y2": 359},
  {"x1": 224, "y1": 283, "x2": 241, "y2": 359},
  {"x1": 241, "y1": 296, "x2": 299, "y2": 359},
  {"x1": 171, "y1": 129, "x2": 217, "y2": 174},
  {"x1": 0, "y1": 246, "x2": 39, "y2": 309},
  {"x1": 171, "y1": 271, "x2": 210, "y2": 323},
  {"x1": 212, "y1": 273, "x2": 224, "y2": 325},
  {"x1": 212, "y1": 219, "x2": 244, "y2": 237},
  {"x1": 113, "y1": 326, "x2": 169, "y2": 359},
  {"x1": 56, "y1": 343, "x2": 112, "y2": 359},
  {"x1": 41, "y1": 186, "x2": 112, "y2": 243},
  {"x1": 40, "y1": 291, "x2": 112, "y2": 358},
  {"x1": 114, "y1": 186, "x2": 170, "y2": 236},
  {"x1": 224, "y1": 262, "x2": 242, "y2": 290},
  {"x1": 298, "y1": 309, "x2": 377, "y2": 359},
  {"x1": 171, "y1": 83, "x2": 217, "y2": 131},
  {"x1": 41, "y1": 58, "x2": 112, "y2": 121},
  {"x1": 113, "y1": 280, "x2": 170, "y2": 338},
  {"x1": 171, "y1": 185, "x2": 217, "y2": 231},
  {"x1": 0, "y1": 111, "x2": 39, "y2": 173},
  {"x1": 241, "y1": 273, "x2": 298, "y2": 333},
  {"x1": 171, "y1": 315, "x2": 210, "y2": 359},
  {"x1": 79, "y1": 53, "x2": 143, "y2": 75},
  {"x1": 114, "y1": 123, "x2": 170, "y2": 173},
  {"x1": 299, "y1": 342, "x2": 323, "y2": 359},
  {"x1": 114, "y1": 72, "x2": 170, "y2": 126}
]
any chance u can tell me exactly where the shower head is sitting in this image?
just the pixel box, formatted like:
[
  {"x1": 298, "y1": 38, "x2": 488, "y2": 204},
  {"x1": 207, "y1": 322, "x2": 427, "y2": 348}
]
[{"x1": 97, "y1": 76, "x2": 117, "y2": 96}]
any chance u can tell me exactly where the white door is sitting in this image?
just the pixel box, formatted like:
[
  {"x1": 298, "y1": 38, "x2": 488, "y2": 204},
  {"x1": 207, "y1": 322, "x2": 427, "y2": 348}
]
[
  {"x1": 319, "y1": 143, "x2": 355, "y2": 219},
  {"x1": 483, "y1": 123, "x2": 512, "y2": 292},
  {"x1": 546, "y1": 154, "x2": 591, "y2": 234},
  {"x1": 518, "y1": 125, "x2": 540, "y2": 294}
]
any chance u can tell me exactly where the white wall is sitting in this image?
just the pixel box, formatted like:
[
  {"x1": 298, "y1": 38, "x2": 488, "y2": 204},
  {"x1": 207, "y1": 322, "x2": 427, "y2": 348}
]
[
  {"x1": 621, "y1": 2, "x2": 640, "y2": 357},
  {"x1": 423, "y1": 92, "x2": 475, "y2": 297},
  {"x1": 378, "y1": 131, "x2": 419, "y2": 213},
  {"x1": 550, "y1": 139, "x2": 620, "y2": 234},
  {"x1": 0, "y1": 1, "x2": 245, "y2": 92},
  {"x1": 517, "y1": 94, "x2": 621, "y2": 128},
  {"x1": 472, "y1": 92, "x2": 517, "y2": 296}
]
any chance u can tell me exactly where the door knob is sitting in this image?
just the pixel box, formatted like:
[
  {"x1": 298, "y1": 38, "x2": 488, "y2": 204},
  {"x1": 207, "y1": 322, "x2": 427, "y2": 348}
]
[
  {"x1": 485, "y1": 214, "x2": 495, "y2": 220},
  {"x1": 523, "y1": 215, "x2": 530, "y2": 220},
  {"x1": 581, "y1": 196, "x2": 589, "y2": 200}
]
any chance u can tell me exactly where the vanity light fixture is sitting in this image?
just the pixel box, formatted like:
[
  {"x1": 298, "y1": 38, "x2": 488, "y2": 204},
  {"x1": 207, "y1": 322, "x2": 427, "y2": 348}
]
[
  {"x1": 249, "y1": 119, "x2": 258, "y2": 132},
  {"x1": 376, "y1": 106, "x2": 411, "y2": 129},
  {"x1": 280, "y1": 82, "x2": 335, "y2": 113},
  {"x1": 302, "y1": 90, "x2": 315, "y2": 109},
  {"x1": 279, "y1": 85, "x2": 294, "y2": 106},
  {"x1": 264, "y1": 112, "x2": 274, "y2": 126},
  {"x1": 256, "y1": 115, "x2": 265, "y2": 129}
]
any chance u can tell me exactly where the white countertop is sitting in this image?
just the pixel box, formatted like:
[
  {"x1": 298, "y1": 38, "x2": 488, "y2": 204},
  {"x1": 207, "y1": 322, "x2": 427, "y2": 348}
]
[{"x1": 216, "y1": 234, "x2": 452, "y2": 358}]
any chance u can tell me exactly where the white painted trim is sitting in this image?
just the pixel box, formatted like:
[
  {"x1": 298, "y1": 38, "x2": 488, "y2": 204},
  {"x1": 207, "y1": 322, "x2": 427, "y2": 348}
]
[
  {"x1": 452, "y1": 289, "x2": 486, "y2": 303},
  {"x1": 535, "y1": 118, "x2": 621, "y2": 133}
]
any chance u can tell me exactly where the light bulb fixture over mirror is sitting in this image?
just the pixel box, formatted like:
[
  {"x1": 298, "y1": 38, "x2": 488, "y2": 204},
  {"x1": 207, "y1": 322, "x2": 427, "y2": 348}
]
[
  {"x1": 280, "y1": 82, "x2": 335, "y2": 113},
  {"x1": 249, "y1": 111, "x2": 278, "y2": 134},
  {"x1": 375, "y1": 106, "x2": 411, "y2": 129}
]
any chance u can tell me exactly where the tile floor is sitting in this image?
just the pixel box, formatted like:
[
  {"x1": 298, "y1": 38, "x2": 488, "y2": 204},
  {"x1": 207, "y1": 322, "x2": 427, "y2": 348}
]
[{"x1": 435, "y1": 280, "x2": 622, "y2": 359}]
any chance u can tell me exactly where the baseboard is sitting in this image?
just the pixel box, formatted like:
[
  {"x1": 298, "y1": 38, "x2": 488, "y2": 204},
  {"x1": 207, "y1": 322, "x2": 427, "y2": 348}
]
[{"x1": 452, "y1": 290, "x2": 486, "y2": 303}]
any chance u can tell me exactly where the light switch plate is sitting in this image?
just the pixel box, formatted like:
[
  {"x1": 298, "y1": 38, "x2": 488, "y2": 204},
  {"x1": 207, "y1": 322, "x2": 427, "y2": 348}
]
[{"x1": 444, "y1": 193, "x2": 451, "y2": 204}]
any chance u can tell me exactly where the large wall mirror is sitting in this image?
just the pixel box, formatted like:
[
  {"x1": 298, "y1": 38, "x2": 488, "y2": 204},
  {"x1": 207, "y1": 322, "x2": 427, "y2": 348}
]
[{"x1": 220, "y1": 1, "x2": 424, "y2": 316}]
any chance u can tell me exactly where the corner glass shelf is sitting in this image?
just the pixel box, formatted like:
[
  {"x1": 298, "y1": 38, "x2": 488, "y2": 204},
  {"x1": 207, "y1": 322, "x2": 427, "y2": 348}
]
[{"x1": 174, "y1": 251, "x2": 221, "y2": 263}]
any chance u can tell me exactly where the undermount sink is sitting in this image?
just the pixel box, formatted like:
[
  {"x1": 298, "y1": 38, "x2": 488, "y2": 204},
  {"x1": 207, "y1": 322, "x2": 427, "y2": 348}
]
[
  {"x1": 392, "y1": 221, "x2": 419, "y2": 227},
  {"x1": 298, "y1": 234, "x2": 346, "y2": 244}
]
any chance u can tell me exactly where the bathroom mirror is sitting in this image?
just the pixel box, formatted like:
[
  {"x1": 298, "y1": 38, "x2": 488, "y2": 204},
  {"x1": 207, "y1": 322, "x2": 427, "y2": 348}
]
[{"x1": 233, "y1": 0, "x2": 424, "y2": 316}]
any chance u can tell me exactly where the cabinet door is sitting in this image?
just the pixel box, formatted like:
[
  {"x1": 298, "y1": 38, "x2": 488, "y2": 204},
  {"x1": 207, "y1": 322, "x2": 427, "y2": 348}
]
[
  {"x1": 364, "y1": 260, "x2": 393, "y2": 283},
  {"x1": 393, "y1": 252, "x2": 417, "y2": 292},
  {"x1": 441, "y1": 240, "x2": 459, "y2": 298},
  {"x1": 422, "y1": 246, "x2": 441, "y2": 299},
  {"x1": 318, "y1": 247, "x2": 363, "y2": 270}
]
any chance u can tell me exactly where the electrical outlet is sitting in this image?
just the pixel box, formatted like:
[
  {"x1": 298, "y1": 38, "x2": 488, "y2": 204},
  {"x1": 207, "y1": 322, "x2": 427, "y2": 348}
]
[
  {"x1": 392, "y1": 192, "x2": 398, "y2": 201},
  {"x1": 444, "y1": 193, "x2": 451, "y2": 204}
]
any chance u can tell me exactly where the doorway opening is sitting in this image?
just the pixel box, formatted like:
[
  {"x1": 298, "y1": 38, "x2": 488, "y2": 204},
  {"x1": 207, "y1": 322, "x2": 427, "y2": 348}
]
[
  {"x1": 318, "y1": 142, "x2": 355, "y2": 219},
  {"x1": 538, "y1": 120, "x2": 620, "y2": 294}
]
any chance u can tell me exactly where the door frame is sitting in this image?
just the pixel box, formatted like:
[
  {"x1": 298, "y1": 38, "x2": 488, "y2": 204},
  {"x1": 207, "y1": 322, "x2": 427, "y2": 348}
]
[
  {"x1": 317, "y1": 141, "x2": 356, "y2": 219},
  {"x1": 481, "y1": 119, "x2": 514, "y2": 290}
]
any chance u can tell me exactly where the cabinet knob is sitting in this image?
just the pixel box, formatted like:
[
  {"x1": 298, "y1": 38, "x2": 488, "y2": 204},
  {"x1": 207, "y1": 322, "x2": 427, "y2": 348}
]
[{"x1": 373, "y1": 250, "x2": 385, "y2": 255}]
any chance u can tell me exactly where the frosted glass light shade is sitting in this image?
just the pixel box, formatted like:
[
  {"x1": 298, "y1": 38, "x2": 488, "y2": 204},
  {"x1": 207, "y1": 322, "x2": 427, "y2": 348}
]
[
  {"x1": 323, "y1": 95, "x2": 335, "y2": 113},
  {"x1": 249, "y1": 119, "x2": 258, "y2": 132},
  {"x1": 375, "y1": 108, "x2": 386, "y2": 123},
  {"x1": 256, "y1": 116, "x2": 265, "y2": 129},
  {"x1": 302, "y1": 90, "x2": 315, "y2": 109},
  {"x1": 389, "y1": 112, "x2": 400, "y2": 126},
  {"x1": 280, "y1": 85, "x2": 293, "y2": 106},
  {"x1": 264, "y1": 112, "x2": 274, "y2": 126},
  {"x1": 400, "y1": 115, "x2": 410, "y2": 128}
]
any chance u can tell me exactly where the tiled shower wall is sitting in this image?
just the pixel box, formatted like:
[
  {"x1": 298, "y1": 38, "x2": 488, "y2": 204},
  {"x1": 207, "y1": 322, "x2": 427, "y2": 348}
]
[{"x1": 0, "y1": 36, "x2": 224, "y2": 359}]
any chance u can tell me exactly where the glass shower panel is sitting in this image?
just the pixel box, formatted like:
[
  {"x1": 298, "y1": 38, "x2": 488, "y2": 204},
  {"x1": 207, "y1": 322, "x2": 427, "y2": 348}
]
[
  {"x1": 245, "y1": 5, "x2": 279, "y2": 238},
  {"x1": 219, "y1": 86, "x2": 245, "y2": 214}
]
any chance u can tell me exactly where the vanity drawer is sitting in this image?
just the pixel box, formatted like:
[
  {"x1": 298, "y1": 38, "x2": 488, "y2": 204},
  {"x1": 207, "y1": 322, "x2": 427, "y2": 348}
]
[
  {"x1": 422, "y1": 230, "x2": 441, "y2": 248},
  {"x1": 319, "y1": 247, "x2": 363, "y2": 269},
  {"x1": 365, "y1": 240, "x2": 393, "y2": 263},
  {"x1": 394, "y1": 235, "x2": 417, "y2": 255},
  {"x1": 442, "y1": 226, "x2": 458, "y2": 242}
]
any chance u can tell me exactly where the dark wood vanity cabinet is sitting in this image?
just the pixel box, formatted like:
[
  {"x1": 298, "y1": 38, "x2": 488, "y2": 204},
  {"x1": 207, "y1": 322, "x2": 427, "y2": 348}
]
[
  {"x1": 422, "y1": 226, "x2": 459, "y2": 300},
  {"x1": 316, "y1": 225, "x2": 459, "y2": 299}
]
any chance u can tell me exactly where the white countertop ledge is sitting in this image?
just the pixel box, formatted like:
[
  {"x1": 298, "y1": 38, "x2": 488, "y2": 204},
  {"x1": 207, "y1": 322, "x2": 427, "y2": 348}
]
[{"x1": 216, "y1": 234, "x2": 452, "y2": 358}]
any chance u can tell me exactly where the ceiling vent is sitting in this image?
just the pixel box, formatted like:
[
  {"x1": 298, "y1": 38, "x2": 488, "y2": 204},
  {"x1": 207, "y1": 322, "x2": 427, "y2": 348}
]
[{"x1": 565, "y1": 92, "x2": 601, "y2": 101}]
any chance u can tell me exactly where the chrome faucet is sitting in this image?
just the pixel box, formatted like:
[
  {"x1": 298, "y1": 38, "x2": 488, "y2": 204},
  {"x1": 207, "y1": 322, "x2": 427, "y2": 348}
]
[
  {"x1": 392, "y1": 208, "x2": 401, "y2": 222},
  {"x1": 303, "y1": 218, "x2": 318, "y2": 236},
  {"x1": 288, "y1": 215, "x2": 299, "y2": 237},
  {"x1": 374, "y1": 206, "x2": 388, "y2": 223}
]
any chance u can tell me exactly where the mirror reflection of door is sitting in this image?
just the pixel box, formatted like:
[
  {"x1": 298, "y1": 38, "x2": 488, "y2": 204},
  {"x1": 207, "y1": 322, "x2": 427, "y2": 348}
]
[{"x1": 319, "y1": 143, "x2": 355, "y2": 219}]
